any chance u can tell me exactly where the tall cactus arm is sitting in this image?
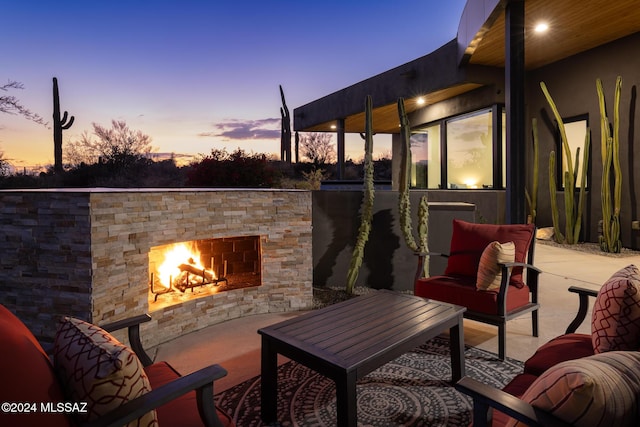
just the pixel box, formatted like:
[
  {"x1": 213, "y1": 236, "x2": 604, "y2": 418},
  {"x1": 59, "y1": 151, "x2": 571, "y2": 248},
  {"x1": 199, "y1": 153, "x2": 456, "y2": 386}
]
[
  {"x1": 596, "y1": 76, "x2": 623, "y2": 253},
  {"x1": 549, "y1": 151, "x2": 565, "y2": 243},
  {"x1": 541, "y1": 82, "x2": 577, "y2": 242},
  {"x1": 541, "y1": 82, "x2": 574, "y2": 183},
  {"x1": 573, "y1": 132, "x2": 590, "y2": 243},
  {"x1": 612, "y1": 77, "x2": 622, "y2": 217},
  {"x1": 397, "y1": 98, "x2": 419, "y2": 252},
  {"x1": 61, "y1": 111, "x2": 74, "y2": 129},
  {"x1": 346, "y1": 95, "x2": 376, "y2": 293}
]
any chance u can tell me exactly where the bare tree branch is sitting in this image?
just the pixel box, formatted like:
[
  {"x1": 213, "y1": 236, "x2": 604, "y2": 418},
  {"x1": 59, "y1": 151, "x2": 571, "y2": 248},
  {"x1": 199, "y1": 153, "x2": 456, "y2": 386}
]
[
  {"x1": 300, "y1": 132, "x2": 336, "y2": 166},
  {"x1": 0, "y1": 80, "x2": 49, "y2": 127}
]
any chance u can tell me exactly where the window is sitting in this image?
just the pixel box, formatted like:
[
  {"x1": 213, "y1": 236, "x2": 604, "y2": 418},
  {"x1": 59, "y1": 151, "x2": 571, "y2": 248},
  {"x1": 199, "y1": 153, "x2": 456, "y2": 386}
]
[
  {"x1": 409, "y1": 124, "x2": 441, "y2": 189},
  {"x1": 446, "y1": 109, "x2": 494, "y2": 189},
  {"x1": 558, "y1": 116, "x2": 589, "y2": 189}
]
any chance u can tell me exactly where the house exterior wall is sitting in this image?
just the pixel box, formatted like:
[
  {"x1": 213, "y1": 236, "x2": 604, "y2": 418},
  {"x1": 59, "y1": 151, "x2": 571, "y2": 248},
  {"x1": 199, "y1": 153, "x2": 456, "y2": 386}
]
[
  {"x1": 391, "y1": 31, "x2": 640, "y2": 249},
  {"x1": 527, "y1": 32, "x2": 640, "y2": 249}
]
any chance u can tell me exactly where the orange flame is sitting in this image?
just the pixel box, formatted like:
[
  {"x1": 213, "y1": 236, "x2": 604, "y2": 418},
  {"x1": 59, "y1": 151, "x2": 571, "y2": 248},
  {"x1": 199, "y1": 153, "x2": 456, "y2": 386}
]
[{"x1": 156, "y1": 243, "x2": 214, "y2": 289}]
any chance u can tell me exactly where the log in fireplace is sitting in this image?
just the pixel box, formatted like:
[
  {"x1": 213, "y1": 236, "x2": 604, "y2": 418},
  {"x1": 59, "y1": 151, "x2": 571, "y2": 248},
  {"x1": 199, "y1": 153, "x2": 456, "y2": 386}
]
[{"x1": 148, "y1": 236, "x2": 261, "y2": 306}]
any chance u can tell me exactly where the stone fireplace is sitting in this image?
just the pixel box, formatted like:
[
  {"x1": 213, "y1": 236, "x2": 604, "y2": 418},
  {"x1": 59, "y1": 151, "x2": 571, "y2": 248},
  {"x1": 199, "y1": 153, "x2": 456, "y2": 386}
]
[{"x1": 0, "y1": 189, "x2": 313, "y2": 348}]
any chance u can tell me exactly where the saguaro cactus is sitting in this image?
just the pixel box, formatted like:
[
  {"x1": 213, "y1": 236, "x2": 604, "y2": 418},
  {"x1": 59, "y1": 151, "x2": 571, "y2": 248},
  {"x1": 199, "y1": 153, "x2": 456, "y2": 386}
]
[
  {"x1": 398, "y1": 98, "x2": 429, "y2": 279},
  {"x1": 52, "y1": 77, "x2": 74, "y2": 173},
  {"x1": 279, "y1": 85, "x2": 291, "y2": 164},
  {"x1": 597, "y1": 77, "x2": 622, "y2": 253},
  {"x1": 541, "y1": 82, "x2": 589, "y2": 244},
  {"x1": 346, "y1": 95, "x2": 375, "y2": 294}
]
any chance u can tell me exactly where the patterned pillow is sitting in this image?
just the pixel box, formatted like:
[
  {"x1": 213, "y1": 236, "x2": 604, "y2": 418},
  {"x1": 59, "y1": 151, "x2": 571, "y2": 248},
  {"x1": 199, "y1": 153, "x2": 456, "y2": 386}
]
[
  {"x1": 53, "y1": 316, "x2": 158, "y2": 427},
  {"x1": 506, "y1": 351, "x2": 640, "y2": 427},
  {"x1": 591, "y1": 264, "x2": 640, "y2": 353},
  {"x1": 476, "y1": 241, "x2": 515, "y2": 291}
]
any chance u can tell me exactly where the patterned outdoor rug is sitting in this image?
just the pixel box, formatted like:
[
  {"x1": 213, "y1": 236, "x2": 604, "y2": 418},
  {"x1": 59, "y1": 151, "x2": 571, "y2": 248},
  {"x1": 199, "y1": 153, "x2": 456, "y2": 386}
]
[{"x1": 215, "y1": 336, "x2": 523, "y2": 426}]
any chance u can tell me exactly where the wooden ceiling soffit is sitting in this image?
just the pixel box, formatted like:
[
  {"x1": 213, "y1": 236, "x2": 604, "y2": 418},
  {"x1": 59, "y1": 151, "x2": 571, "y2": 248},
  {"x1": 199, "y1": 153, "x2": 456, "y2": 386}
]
[
  {"x1": 302, "y1": 83, "x2": 482, "y2": 134},
  {"x1": 469, "y1": 0, "x2": 640, "y2": 70}
]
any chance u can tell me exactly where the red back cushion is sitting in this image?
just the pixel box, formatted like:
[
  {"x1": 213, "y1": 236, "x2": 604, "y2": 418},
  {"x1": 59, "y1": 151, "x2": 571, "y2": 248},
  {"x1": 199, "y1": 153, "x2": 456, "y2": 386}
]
[
  {"x1": 0, "y1": 305, "x2": 71, "y2": 427},
  {"x1": 445, "y1": 220, "x2": 535, "y2": 287}
]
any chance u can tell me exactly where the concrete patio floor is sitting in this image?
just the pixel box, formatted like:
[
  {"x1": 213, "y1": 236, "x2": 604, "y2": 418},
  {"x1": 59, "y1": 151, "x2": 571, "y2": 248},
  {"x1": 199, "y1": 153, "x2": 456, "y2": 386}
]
[{"x1": 150, "y1": 242, "x2": 640, "y2": 392}]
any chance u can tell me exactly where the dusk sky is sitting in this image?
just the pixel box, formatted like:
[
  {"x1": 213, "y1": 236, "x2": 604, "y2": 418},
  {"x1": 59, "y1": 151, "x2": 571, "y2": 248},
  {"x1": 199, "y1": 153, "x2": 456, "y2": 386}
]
[{"x1": 2, "y1": 0, "x2": 466, "y2": 169}]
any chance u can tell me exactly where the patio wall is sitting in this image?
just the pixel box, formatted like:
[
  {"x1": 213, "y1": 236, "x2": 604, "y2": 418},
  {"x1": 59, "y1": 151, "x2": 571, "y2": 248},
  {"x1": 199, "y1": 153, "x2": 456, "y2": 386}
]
[{"x1": 312, "y1": 190, "x2": 475, "y2": 291}]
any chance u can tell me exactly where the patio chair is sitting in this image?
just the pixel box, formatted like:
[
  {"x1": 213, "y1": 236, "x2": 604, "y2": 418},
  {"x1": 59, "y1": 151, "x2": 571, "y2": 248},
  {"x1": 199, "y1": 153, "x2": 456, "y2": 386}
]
[
  {"x1": 455, "y1": 264, "x2": 640, "y2": 426},
  {"x1": 0, "y1": 303, "x2": 235, "y2": 427},
  {"x1": 414, "y1": 219, "x2": 540, "y2": 360}
]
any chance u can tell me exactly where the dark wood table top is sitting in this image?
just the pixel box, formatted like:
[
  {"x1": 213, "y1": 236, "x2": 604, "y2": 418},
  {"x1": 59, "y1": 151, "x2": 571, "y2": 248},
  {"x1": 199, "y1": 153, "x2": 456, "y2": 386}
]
[{"x1": 259, "y1": 290, "x2": 466, "y2": 378}]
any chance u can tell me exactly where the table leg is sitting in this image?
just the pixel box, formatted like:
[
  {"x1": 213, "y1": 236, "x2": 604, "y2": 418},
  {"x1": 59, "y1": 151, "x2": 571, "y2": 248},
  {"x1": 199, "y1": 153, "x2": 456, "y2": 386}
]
[
  {"x1": 449, "y1": 317, "x2": 466, "y2": 381},
  {"x1": 260, "y1": 337, "x2": 278, "y2": 423},
  {"x1": 335, "y1": 370, "x2": 358, "y2": 427}
]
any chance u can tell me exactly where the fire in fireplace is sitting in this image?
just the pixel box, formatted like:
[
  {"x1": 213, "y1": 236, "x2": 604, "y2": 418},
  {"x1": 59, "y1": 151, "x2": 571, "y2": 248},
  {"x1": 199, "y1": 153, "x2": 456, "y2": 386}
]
[{"x1": 148, "y1": 236, "x2": 261, "y2": 307}]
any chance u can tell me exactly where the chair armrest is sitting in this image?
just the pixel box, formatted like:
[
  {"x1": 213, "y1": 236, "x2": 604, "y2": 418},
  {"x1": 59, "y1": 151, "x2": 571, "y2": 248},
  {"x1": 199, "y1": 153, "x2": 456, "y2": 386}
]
[
  {"x1": 414, "y1": 252, "x2": 449, "y2": 281},
  {"x1": 565, "y1": 286, "x2": 599, "y2": 334},
  {"x1": 101, "y1": 314, "x2": 152, "y2": 333},
  {"x1": 82, "y1": 363, "x2": 228, "y2": 427},
  {"x1": 101, "y1": 314, "x2": 153, "y2": 366},
  {"x1": 500, "y1": 261, "x2": 542, "y2": 275},
  {"x1": 455, "y1": 377, "x2": 571, "y2": 427}
]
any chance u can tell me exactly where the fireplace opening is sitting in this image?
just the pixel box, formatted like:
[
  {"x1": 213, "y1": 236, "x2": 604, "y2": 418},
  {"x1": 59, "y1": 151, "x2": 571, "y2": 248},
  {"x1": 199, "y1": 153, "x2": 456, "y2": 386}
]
[{"x1": 148, "y1": 235, "x2": 261, "y2": 309}]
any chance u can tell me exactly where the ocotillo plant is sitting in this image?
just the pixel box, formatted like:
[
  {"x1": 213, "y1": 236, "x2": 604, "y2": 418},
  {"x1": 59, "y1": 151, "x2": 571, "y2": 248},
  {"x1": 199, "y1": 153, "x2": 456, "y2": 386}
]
[
  {"x1": 345, "y1": 95, "x2": 375, "y2": 294},
  {"x1": 279, "y1": 85, "x2": 292, "y2": 164},
  {"x1": 525, "y1": 118, "x2": 540, "y2": 224},
  {"x1": 596, "y1": 76, "x2": 622, "y2": 253},
  {"x1": 52, "y1": 77, "x2": 74, "y2": 173},
  {"x1": 541, "y1": 82, "x2": 589, "y2": 244},
  {"x1": 397, "y1": 98, "x2": 429, "y2": 279}
]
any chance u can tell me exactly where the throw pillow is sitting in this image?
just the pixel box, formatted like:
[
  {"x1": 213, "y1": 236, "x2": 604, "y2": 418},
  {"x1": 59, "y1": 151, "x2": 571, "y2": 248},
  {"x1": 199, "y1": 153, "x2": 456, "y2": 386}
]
[
  {"x1": 53, "y1": 316, "x2": 158, "y2": 427},
  {"x1": 591, "y1": 264, "x2": 640, "y2": 353},
  {"x1": 506, "y1": 351, "x2": 640, "y2": 427},
  {"x1": 476, "y1": 241, "x2": 516, "y2": 291}
]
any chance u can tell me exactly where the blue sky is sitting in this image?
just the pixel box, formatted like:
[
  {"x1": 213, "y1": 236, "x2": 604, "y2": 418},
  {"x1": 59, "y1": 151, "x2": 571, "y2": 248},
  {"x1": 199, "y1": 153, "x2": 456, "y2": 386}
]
[{"x1": 1, "y1": 0, "x2": 466, "y2": 168}]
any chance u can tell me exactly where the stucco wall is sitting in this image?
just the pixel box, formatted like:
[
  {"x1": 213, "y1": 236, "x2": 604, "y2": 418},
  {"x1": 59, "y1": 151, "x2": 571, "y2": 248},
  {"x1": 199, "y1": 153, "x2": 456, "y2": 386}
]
[{"x1": 312, "y1": 190, "x2": 475, "y2": 292}]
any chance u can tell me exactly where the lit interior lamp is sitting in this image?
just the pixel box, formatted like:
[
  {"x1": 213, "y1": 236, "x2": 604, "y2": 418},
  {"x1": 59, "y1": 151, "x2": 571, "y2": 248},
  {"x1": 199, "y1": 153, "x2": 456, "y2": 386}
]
[
  {"x1": 330, "y1": 124, "x2": 337, "y2": 129},
  {"x1": 464, "y1": 178, "x2": 478, "y2": 189},
  {"x1": 417, "y1": 97, "x2": 425, "y2": 105},
  {"x1": 534, "y1": 22, "x2": 549, "y2": 33}
]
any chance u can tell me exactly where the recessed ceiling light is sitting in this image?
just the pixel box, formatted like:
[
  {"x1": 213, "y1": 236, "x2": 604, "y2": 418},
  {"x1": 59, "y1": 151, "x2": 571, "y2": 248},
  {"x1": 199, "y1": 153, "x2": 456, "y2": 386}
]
[{"x1": 534, "y1": 22, "x2": 549, "y2": 33}]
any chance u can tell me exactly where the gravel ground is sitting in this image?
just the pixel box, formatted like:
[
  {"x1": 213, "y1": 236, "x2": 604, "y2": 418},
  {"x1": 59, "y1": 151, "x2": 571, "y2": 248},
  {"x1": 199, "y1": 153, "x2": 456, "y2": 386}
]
[{"x1": 537, "y1": 239, "x2": 640, "y2": 258}]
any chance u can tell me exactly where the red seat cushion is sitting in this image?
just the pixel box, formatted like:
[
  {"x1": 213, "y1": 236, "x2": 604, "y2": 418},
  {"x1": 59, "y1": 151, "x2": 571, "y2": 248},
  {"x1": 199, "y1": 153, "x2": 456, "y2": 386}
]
[
  {"x1": 523, "y1": 333, "x2": 594, "y2": 376},
  {"x1": 145, "y1": 361, "x2": 235, "y2": 427},
  {"x1": 489, "y1": 373, "x2": 540, "y2": 427},
  {"x1": 444, "y1": 220, "x2": 535, "y2": 288},
  {"x1": 0, "y1": 305, "x2": 71, "y2": 427},
  {"x1": 415, "y1": 275, "x2": 531, "y2": 315}
]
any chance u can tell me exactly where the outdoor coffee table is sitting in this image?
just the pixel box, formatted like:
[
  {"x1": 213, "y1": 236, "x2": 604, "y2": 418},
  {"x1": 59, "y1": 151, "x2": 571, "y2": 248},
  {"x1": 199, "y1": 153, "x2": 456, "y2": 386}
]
[{"x1": 258, "y1": 289, "x2": 466, "y2": 426}]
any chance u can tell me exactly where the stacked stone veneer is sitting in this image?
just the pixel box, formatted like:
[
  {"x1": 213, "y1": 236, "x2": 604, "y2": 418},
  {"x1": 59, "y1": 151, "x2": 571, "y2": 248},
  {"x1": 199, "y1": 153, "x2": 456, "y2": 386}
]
[{"x1": 0, "y1": 189, "x2": 313, "y2": 347}]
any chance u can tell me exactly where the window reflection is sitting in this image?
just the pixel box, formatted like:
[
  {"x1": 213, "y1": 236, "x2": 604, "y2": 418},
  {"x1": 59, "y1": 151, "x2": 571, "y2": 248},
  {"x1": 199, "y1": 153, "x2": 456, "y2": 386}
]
[
  {"x1": 560, "y1": 118, "x2": 589, "y2": 188},
  {"x1": 446, "y1": 109, "x2": 494, "y2": 189},
  {"x1": 410, "y1": 124, "x2": 440, "y2": 189}
]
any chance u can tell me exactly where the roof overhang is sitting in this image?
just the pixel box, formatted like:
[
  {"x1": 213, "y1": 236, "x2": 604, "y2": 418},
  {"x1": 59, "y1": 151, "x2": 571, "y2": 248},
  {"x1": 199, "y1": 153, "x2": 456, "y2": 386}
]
[
  {"x1": 294, "y1": 40, "x2": 488, "y2": 134},
  {"x1": 294, "y1": 0, "x2": 640, "y2": 134}
]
